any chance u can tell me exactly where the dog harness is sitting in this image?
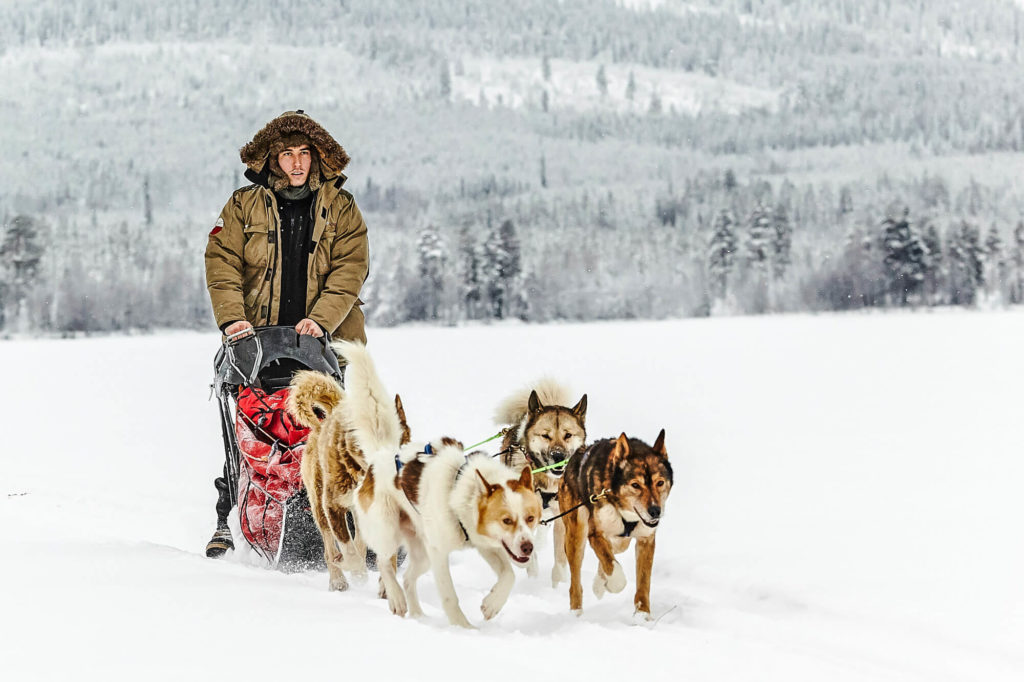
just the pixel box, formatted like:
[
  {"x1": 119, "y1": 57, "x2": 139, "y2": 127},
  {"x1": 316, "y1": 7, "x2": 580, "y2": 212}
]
[{"x1": 395, "y1": 442, "x2": 433, "y2": 473}]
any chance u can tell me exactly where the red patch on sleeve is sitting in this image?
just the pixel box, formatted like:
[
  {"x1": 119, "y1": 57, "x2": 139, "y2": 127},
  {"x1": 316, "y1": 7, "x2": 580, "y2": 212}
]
[{"x1": 210, "y1": 226, "x2": 222, "y2": 236}]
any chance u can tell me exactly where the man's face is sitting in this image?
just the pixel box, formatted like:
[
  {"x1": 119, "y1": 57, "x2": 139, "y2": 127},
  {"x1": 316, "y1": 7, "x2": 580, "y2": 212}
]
[{"x1": 277, "y1": 145, "x2": 311, "y2": 186}]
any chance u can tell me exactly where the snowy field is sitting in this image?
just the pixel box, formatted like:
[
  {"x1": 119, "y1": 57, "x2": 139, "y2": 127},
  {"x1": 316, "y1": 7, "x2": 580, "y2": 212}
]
[{"x1": 2, "y1": 311, "x2": 1023, "y2": 681}]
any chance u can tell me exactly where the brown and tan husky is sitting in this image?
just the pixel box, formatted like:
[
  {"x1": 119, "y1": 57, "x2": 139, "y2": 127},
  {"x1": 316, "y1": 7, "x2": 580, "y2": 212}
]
[
  {"x1": 494, "y1": 380, "x2": 587, "y2": 585},
  {"x1": 558, "y1": 431, "x2": 672, "y2": 620},
  {"x1": 286, "y1": 367, "x2": 410, "y2": 592}
]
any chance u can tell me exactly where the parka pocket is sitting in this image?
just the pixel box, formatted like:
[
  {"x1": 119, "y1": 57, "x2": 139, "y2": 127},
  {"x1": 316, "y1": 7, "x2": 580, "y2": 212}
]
[
  {"x1": 313, "y1": 224, "x2": 336, "y2": 276},
  {"x1": 242, "y1": 223, "x2": 270, "y2": 268}
]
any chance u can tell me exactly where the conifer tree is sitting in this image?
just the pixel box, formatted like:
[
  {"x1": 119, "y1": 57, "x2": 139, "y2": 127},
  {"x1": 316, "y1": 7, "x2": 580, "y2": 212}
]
[
  {"x1": 881, "y1": 207, "x2": 926, "y2": 305},
  {"x1": 948, "y1": 221, "x2": 984, "y2": 305},
  {"x1": 771, "y1": 203, "x2": 792, "y2": 280},
  {"x1": 1012, "y1": 221, "x2": 1024, "y2": 303},
  {"x1": 707, "y1": 209, "x2": 736, "y2": 300},
  {"x1": 921, "y1": 223, "x2": 943, "y2": 304},
  {"x1": 414, "y1": 225, "x2": 446, "y2": 320},
  {"x1": 483, "y1": 219, "x2": 522, "y2": 318},
  {"x1": 0, "y1": 215, "x2": 45, "y2": 332}
]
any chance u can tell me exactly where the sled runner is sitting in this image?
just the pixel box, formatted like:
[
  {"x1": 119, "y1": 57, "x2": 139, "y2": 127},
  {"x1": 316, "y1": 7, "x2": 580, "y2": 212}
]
[{"x1": 212, "y1": 326, "x2": 343, "y2": 571}]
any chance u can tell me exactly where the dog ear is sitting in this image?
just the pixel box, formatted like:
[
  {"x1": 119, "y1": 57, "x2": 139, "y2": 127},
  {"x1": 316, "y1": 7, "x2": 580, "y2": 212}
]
[
  {"x1": 571, "y1": 394, "x2": 587, "y2": 422},
  {"x1": 528, "y1": 390, "x2": 544, "y2": 414},
  {"x1": 518, "y1": 465, "x2": 533, "y2": 489},
  {"x1": 476, "y1": 469, "x2": 501, "y2": 497},
  {"x1": 610, "y1": 432, "x2": 630, "y2": 465},
  {"x1": 652, "y1": 429, "x2": 667, "y2": 457},
  {"x1": 395, "y1": 394, "x2": 411, "y2": 446}
]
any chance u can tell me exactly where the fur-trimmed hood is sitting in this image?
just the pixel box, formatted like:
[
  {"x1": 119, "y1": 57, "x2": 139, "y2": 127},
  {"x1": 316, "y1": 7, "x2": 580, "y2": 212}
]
[{"x1": 239, "y1": 110, "x2": 350, "y2": 182}]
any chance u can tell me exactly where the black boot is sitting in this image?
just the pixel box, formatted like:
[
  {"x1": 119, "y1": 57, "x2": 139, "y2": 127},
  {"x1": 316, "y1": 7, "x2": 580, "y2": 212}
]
[{"x1": 205, "y1": 475, "x2": 235, "y2": 558}]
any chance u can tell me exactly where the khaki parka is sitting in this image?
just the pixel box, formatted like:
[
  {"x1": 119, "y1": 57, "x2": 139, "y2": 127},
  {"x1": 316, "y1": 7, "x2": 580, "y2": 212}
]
[{"x1": 205, "y1": 111, "x2": 368, "y2": 342}]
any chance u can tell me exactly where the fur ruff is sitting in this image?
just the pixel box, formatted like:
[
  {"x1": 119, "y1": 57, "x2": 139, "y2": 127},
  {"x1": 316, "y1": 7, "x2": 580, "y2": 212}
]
[
  {"x1": 492, "y1": 377, "x2": 573, "y2": 426},
  {"x1": 239, "y1": 110, "x2": 350, "y2": 178}
]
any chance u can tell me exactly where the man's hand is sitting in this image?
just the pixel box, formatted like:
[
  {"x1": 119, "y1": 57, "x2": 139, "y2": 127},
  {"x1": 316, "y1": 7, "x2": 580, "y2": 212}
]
[
  {"x1": 224, "y1": 320, "x2": 254, "y2": 338},
  {"x1": 295, "y1": 318, "x2": 323, "y2": 337}
]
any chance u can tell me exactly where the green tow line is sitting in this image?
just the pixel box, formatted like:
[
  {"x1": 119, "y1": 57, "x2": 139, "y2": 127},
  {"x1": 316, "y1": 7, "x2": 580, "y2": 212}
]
[{"x1": 464, "y1": 428, "x2": 567, "y2": 474}]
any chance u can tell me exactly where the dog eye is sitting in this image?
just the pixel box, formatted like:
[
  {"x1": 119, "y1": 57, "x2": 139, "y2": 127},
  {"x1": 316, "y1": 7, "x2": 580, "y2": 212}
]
[
  {"x1": 503, "y1": 518, "x2": 514, "y2": 526},
  {"x1": 526, "y1": 516, "x2": 535, "y2": 524},
  {"x1": 656, "y1": 480, "x2": 665, "y2": 487},
  {"x1": 631, "y1": 482, "x2": 642, "y2": 490},
  {"x1": 542, "y1": 434, "x2": 552, "y2": 440},
  {"x1": 564, "y1": 433, "x2": 572, "y2": 440}
]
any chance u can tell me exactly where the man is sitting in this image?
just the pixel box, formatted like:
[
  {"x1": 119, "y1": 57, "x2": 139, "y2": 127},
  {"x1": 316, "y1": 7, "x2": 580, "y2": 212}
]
[{"x1": 203, "y1": 110, "x2": 369, "y2": 557}]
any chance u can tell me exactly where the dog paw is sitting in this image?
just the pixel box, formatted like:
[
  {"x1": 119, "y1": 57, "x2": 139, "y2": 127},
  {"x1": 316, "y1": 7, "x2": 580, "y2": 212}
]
[
  {"x1": 328, "y1": 576, "x2": 349, "y2": 592},
  {"x1": 377, "y1": 577, "x2": 387, "y2": 600},
  {"x1": 387, "y1": 591, "x2": 408, "y2": 617},
  {"x1": 480, "y1": 593, "x2": 507, "y2": 620},
  {"x1": 593, "y1": 571, "x2": 607, "y2": 599},
  {"x1": 606, "y1": 562, "x2": 626, "y2": 593},
  {"x1": 526, "y1": 554, "x2": 539, "y2": 579},
  {"x1": 571, "y1": 608, "x2": 584, "y2": 617},
  {"x1": 551, "y1": 563, "x2": 567, "y2": 587},
  {"x1": 632, "y1": 609, "x2": 653, "y2": 625},
  {"x1": 451, "y1": 615, "x2": 476, "y2": 629}
]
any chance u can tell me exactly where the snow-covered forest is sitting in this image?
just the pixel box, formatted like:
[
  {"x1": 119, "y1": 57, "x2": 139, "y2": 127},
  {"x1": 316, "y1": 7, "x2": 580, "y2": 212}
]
[{"x1": 3, "y1": 0, "x2": 1024, "y2": 332}]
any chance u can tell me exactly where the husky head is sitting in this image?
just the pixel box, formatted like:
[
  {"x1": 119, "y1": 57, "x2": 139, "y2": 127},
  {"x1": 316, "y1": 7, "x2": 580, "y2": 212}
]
[
  {"x1": 522, "y1": 391, "x2": 587, "y2": 476},
  {"x1": 607, "y1": 430, "x2": 673, "y2": 530},
  {"x1": 474, "y1": 467, "x2": 542, "y2": 565}
]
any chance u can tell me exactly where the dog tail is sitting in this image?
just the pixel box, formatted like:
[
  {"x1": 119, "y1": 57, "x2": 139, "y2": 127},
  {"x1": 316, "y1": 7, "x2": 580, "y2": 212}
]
[
  {"x1": 287, "y1": 370, "x2": 344, "y2": 432},
  {"x1": 493, "y1": 377, "x2": 573, "y2": 425},
  {"x1": 332, "y1": 340, "x2": 402, "y2": 456}
]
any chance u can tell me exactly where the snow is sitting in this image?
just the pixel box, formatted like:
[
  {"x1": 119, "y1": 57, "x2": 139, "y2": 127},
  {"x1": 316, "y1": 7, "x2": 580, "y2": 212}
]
[
  {"x1": 2, "y1": 312, "x2": 1023, "y2": 680},
  {"x1": 452, "y1": 56, "x2": 779, "y2": 115}
]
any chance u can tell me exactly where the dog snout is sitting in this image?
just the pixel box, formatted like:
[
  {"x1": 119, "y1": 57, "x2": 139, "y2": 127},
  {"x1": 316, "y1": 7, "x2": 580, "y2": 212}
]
[
  {"x1": 647, "y1": 505, "x2": 661, "y2": 519},
  {"x1": 521, "y1": 541, "x2": 534, "y2": 556}
]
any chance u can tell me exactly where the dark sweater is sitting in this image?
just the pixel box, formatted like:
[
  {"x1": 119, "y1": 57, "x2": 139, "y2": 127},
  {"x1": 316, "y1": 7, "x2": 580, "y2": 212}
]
[{"x1": 274, "y1": 190, "x2": 316, "y2": 326}]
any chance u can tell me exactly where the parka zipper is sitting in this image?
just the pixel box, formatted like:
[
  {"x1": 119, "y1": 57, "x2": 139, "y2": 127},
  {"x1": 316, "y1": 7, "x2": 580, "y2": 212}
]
[{"x1": 265, "y1": 195, "x2": 279, "y2": 324}]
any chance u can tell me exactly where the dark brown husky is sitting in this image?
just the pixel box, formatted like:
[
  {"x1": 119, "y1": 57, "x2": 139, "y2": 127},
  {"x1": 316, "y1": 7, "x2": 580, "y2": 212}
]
[{"x1": 558, "y1": 431, "x2": 672, "y2": 619}]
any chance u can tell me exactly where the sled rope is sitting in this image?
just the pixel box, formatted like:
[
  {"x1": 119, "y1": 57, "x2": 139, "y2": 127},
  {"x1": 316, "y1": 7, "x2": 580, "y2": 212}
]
[
  {"x1": 539, "y1": 488, "x2": 610, "y2": 526},
  {"x1": 465, "y1": 428, "x2": 509, "y2": 450}
]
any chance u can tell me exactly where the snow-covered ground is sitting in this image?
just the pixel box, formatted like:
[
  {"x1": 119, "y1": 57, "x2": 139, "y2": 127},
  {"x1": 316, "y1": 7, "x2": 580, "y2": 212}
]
[{"x1": 2, "y1": 311, "x2": 1023, "y2": 681}]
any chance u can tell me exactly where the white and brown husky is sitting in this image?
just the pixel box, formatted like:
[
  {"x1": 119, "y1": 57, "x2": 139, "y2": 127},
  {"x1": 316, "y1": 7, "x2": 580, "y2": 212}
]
[
  {"x1": 337, "y1": 341, "x2": 543, "y2": 628},
  {"x1": 494, "y1": 379, "x2": 587, "y2": 584}
]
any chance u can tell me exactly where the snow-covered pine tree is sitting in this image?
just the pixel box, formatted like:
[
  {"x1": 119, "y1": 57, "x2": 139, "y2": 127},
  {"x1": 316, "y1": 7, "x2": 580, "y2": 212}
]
[
  {"x1": 984, "y1": 223, "x2": 1005, "y2": 299},
  {"x1": 771, "y1": 203, "x2": 792, "y2": 280},
  {"x1": 948, "y1": 221, "x2": 984, "y2": 305},
  {"x1": 745, "y1": 204, "x2": 773, "y2": 311},
  {"x1": 457, "y1": 224, "x2": 482, "y2": 320},
  {"x1": 483, "y1": 219, "x2": 522, "y2": 319},
  {"x1": 881, "y1": 207, "x2": 926, "y2": 305},
  {"x1": 413, "y1": 225, "x2": 446, "y2": 320},
  {"x1": 1012, "y1": 221, "x2": 1024, "y2": 303},
  {"x1": 0, "y1": 215, "x2": 45, "y2": 332},
  {"x1": 921, "y1": 222, "x2": 943, "y2": 305},
  {"x1": 707, "y1": 209, "x2": 736, "y2": 300}
]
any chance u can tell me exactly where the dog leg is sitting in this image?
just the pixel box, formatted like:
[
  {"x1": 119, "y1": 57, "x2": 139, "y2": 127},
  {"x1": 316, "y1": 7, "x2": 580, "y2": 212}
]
[
  {"x1": 563, "y1": 507, "x2": 587, "y2": 613},
  {"x1": 588, "y1": 524, "x2": 626, "y2": 596},
  {"x1": 633, "y1": 536, "x2": 655, "y2": 618},
  {"x1": 402, "y1": 539, "x2": 429, "y2": 618},
  {"x1": 430, "y1": 550, "x2": 474, "y2": 628},
  {"x1": 379, "y1": 552, "x2": 407, "y2": 617},
  {"x1": 309, "y1": 485, "x2": 348, "y2": 592},
  {"x1": 325, "y1": 503, "x2": 365, "y2": 584},
  {"x1": 551, "y1": 516, "x2": 568, "y2": 587},
  {"x1": 478, "y1": 548, "x2": 515, "y2": 620}
]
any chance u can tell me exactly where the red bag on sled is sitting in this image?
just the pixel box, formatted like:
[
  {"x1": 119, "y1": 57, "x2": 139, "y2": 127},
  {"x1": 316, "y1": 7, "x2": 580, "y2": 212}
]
[{"x1": 235, "y1": 387, "x2": 310, "y2": 560}]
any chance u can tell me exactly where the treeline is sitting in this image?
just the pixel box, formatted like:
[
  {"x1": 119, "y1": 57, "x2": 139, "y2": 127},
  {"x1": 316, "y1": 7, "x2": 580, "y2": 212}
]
[{"x1": 4, "y1": 167, "x2": 1024, "y2": 335}]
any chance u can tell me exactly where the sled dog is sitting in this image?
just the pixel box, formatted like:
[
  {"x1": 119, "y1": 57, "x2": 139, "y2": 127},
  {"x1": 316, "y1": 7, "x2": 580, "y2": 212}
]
[
  {"x1": 494, "y1": 380, "x2": 586, "y2": 584},
  {"x1": 337, "y1": 341, "x2": 543, "y2": 628},
  {"x1": 287, "y1": 368, "x2": 411, "y2": 592},
  {"x1": 558, "y1": 431, "x2": 672, "y2": 619}
]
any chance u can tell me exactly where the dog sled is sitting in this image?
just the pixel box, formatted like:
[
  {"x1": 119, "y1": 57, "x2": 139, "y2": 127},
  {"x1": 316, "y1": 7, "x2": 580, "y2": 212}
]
[{"x1": 212, "y1": 326, "x2": 343, "y2": 571}]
